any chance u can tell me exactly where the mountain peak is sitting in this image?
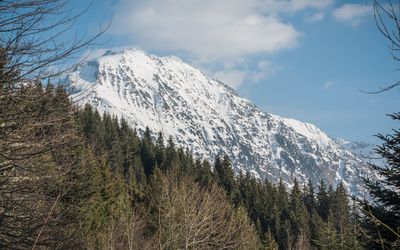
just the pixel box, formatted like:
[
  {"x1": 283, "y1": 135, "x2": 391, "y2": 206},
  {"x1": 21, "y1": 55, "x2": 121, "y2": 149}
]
[
  {"x1": 96, "y1": 48, "x2": 184, "y2": 65},
  {"x1": 68, "y1": 49, "x2": 375, "y2": 196}
]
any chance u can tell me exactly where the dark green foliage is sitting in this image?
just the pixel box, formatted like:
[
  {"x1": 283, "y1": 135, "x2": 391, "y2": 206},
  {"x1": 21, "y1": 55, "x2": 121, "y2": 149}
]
[
  {"x1": 0, "y1": 83, "x2": 93, "y2": 249},
  {"x1": 263, "y1": 230, "x2": 279, "y2": 250},
  {"x1": 317, "y1": 179, "x2": 330, "y2": 220},
  {"x1": 1, "y1": 84, "x2": 362, "y2": 249},
  {"x1": 226, "y1": 171, "x2": 360, "y2": 249},
  {"x1": 31, "y1": 98, "x2": 366, "y2": 249},
  {"x1": 214, "y1": 154, "x2": 236, "y2": 195},
  {"x1": 304, "y1": 179, "x2": 316, "y2": 214},
  {"x1": 194, "y1": 159, "x2": 214, "y2": 188},
  {"x1": 165, "y1": 135, "x2": 178, "y2": 168},
  {"x1": 360, "y1": 113, "x2": 400, "y2": 249},
  {"x1": 155, "y1": 131, "x2": 166, "y2": 170},
  {"x1": 314, "y1": 216, "x2": 339, "y2": 250},
  {"x1": 140, "y1": 127, "x2": 155, "y2": 176},
  {"x1": 331, "y1": 182, "x2": 350, "y2": 232},
  {"x1": 288, "y1": 179, "x2": 310, "y2": 243}
]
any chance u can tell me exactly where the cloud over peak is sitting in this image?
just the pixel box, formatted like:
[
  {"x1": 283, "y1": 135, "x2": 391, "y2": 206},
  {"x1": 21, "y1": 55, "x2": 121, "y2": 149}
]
[
  {"x1": 110, "y1": 0, "x2": 333, "y2": 88},
  {"x1": 112, "y1": 0, "x2": 307, "y2": 60},
  {"x1": 332, "y1": 4, "x2": 372, "y2": 27}
]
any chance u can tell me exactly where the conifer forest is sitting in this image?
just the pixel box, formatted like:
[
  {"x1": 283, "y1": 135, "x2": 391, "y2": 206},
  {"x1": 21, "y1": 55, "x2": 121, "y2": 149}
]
[{"x1": 0, "y1": 1, "x2": 399, "y2": 249}]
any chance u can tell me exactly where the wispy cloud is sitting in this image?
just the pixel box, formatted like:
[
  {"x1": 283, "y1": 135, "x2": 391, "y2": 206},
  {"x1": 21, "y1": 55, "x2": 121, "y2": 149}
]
[
  {"x1": 276, "y1": 0, "x2": 333, "y2": 13},
  {"x1": 210, "y1": 59, "x2": 279, "y2": 88},
  {"x1": 250, "y1": 60, "x2": 279, "y2": 82},
  {"x1": 332, "y1": 4, "x2": 372, "y2": 27},
  {"x1": 112, "y1": 0, "x2": 302, "y2": 60},
  {"x1": 110, "y1": 0, "x2": 333, "y2": 88},
  {"x1": 323, "y1": 80, "x2": 333, "y2": 90},
  {"x1": 307, "y1": 12, "x2": 325, "y2": 23},
  {"x1": 213, "y1": 70, "x2": 248, "y2": 89},
  {"x1": 80, "y1": 46, "x2": 136, "y2": 61}
]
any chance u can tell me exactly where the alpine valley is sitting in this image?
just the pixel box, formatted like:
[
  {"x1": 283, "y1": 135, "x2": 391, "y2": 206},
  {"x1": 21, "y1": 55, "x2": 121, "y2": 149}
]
[{"x1": 66, "y1": 48, "x2": 376, "y2": 196}]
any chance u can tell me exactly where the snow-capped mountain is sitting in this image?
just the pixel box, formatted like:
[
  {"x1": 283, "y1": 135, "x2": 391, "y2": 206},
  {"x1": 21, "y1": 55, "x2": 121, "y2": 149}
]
[
  {"x1": 66, "y1": 48, "x2": 375, "y2": 195},
  {"x1": 334, "y1": 138, "x2": 383, "y2": 167}
]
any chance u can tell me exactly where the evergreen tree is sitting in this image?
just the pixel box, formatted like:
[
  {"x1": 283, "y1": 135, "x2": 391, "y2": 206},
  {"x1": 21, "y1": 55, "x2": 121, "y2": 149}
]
[
  {"x1": 0, "y1": 81, "x2": 363, "y2": 249},
  {"x1": 304, "y1": 179, "x2": 316, "y2": 214},
  {"x1": 81, "y1": 104, "x2": 95, "y2": 140},
  {"x1": 195, "y1": 159, "x2": 214, "y2": 188},
  {"x1": 263, "y1": 230, "x2": 279, "y2": 250},
  {"x1": 314, "y1": 216, "x2": 339, "y2": 250},
  {"x1": 309, "y1": 210, "x2": 324, "y2": 247},
  {"x1": 288, "y1": 179, "x2": 310, "y2": 245},
  {"x1": 331, "y1": 182, "x2": 350, "y2": 232},
  {"x1": 214, "y1": 154, "x2": 236, "y2": 195},
  {"x1": 277, "y1": 179, "x2": 289, "y2": 209},
  {"x1": 316, "y1": 179, "x2": 330, "y2": 220},
  {"x1": 165, "y1": 135, "x2": 177, "y2": 168},
  {"x1": 140, "y1": 127, "x2": 155, "y2": 176},
  {"x1": 360, "y1": 113, "x2": 400, "y2": 248},
  {"x1": 155, "y1": 132, "x2": 166, "y2": 171}
]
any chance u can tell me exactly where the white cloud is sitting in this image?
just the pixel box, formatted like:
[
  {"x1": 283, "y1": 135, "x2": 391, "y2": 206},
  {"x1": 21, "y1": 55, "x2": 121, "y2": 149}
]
[
  {"x1": 258, "y1": 60, "x2": 270, "y2": 70},
  {"x1": 111, "y1": 0, "x2": 333, "y2": 88},
  {"x1": 324, "y1": 81, "x2": 333, "y2": 90},
  {"x1": 251, "y1": 60, "x2": 279, "y2": 82},
  {"x1": 80, "y1": 46, "x2": 136, "y2": 61},
  {"x1": 332, "y1": 4, "x2": 372, "y2": 27},
  {"x1": 307, "y1": 12, "x2": 325, "y2": 23},
  {"x1": 112, "y1": 0, "x2": 302, "y2": 60},
  {"x1": 254, "y1": 0, "x2": 333, "y2": 13},
  {"x1": 283, "y1": 0, "x2": 333, "y2": 12},
  {"x1": 250, "y1": 71, "x2": 269, "y2": 83},
  {"x1": 199, "y1": 59, "x2": 278, "y2": 88},
  {"x1": 213, "y1": 70, "x2": 248, "y2": 89}
]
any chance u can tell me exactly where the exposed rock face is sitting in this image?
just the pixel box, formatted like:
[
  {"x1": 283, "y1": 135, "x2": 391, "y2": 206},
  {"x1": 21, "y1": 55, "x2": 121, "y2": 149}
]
[{"x1": 66, "y1": 48, "x2": 375, "y2": 195}]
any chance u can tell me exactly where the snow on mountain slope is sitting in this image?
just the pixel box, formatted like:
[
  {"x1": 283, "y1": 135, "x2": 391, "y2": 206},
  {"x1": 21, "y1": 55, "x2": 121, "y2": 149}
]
[
  {"x1": 334, "y1": 138, "x2": 384, "y2": 167},
  {"x1": 66, "y1": 48, "x2": 375, "y2": 195}
]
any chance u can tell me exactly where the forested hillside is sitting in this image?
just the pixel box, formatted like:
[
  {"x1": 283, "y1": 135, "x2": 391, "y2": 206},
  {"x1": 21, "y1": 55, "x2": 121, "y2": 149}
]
[
  {"x1": 0, "y1": 80, "x2": 362, "y2": 249},
  {"x1": 67, "y1": 48, "x2": 371, "y2": 196},
  {"x1": 1, "y1": 1, "x2": 399, "y2": 249}
]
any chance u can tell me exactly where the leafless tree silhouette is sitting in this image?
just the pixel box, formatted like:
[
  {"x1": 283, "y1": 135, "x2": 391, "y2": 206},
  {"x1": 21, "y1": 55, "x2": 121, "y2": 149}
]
[{"x1": 368, "y1": 0, "x2": 400, "y2": 93}]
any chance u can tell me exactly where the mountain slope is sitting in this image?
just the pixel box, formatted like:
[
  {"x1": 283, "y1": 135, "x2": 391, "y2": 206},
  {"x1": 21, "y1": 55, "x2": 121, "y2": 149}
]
[{"x1": 66, "y1": 49, "x2": 374, "y2": 195}]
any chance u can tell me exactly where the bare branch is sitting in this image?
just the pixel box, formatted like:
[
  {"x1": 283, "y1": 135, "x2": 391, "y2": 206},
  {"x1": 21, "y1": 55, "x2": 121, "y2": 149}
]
[{"x1": 367, "y1": 0, "x2": 400, "y2": 93}]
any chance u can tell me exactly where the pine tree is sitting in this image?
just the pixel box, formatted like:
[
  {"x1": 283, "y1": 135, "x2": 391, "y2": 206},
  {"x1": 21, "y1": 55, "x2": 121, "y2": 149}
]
[
  {"x1": 360, "y1": 113, "x2": 400, "y2": 248},
  {"x1": 198, "y1": 159, "x2": 214, "y2": 188},
  {"x1": 263, "y1": 230, "x2": 279, "y2": 250},
  {"x1": 316, "y1": 179, "x2": 330, "y2": 220},
  {"x1": 304, "y1": 179, "x2": 316, "y2": 214},
  {"x1": 331, "y1": 182, "x2": 350, "y2": 233},
  {"x1": 276, "y1": 179, "x2": 288, "y2": 205},
  {"x1": 314, "y1": 215, "x2": 339, "y2": 250},
  {"x1": 80, "y1": 154, "x2": 134, "y2": 249},
  {"x1": 288, "y1": 179, "x2": 310, "y2": 245},
  {"x1": 0, "y1": 82, "x2": 91, "y2": 248},
  {"x1": 165, "y1": 135, "x2": 177, "y2": 169},
  {"x1": 140, "y1": 127, "x2": 155, "y2": 176},
  {"x1": 155, "y1": 132, "x2": 166, "y2": 171},
  {"x1": 214, "y1": 155, "x2": 236, "y2": 195},
  {"x1": 309, "y1": 210, "x2": 324, "y2": 247}
]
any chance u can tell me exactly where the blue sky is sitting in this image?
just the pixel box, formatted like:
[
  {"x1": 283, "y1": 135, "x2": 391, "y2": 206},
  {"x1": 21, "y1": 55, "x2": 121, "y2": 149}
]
[{"x1": 69, "y1": 0, "x2": 399, "y2": 144}]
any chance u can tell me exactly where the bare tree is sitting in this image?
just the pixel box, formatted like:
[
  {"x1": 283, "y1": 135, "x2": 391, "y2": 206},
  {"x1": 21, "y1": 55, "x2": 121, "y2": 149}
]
[
  {"x1": 369, "y1": 0, "x2": 400, "y2": 93},
  {"x1": 144, "y1": 169, "x2": 261, "y2": 250},
  {"x1": 0, "y1": 1, "x2": 107, "y2": 248},
  {"x1": 80, "y1": 158, "x2": 147, "y2": 250},
  {"x1": 0, "y1": 82, "x2": 88, "y2": 248},
  {"x1": 0, "y1": 0, "x2": 107, "y2": 86}
]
